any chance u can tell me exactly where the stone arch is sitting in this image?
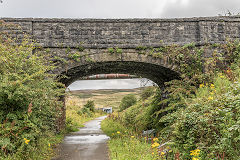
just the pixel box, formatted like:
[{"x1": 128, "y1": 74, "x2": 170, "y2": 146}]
[
  {"x1": 54, "y1": 51, "x2": 180, "y2": 87},
  {"x1": 54, "y1": 50, "x2": 180, "y2": 131}
]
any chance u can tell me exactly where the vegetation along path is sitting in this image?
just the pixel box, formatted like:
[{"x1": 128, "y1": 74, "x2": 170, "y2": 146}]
[{"x1": 53, "y1": 116, "x2": 109, "y2": 160}]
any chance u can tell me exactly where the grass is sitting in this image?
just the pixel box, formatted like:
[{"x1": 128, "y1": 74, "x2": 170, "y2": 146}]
[
  {"x1": 67, "y1": 88, "x2": 143, "y2": 111},
  {"x1": 101, "y1": 117, "x2": 155, "y2": 160}
]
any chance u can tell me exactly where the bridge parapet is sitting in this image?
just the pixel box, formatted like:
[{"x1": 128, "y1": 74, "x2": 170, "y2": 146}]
[{"x1": 2, "y1": 16, "x2": 240, "y2": 49}]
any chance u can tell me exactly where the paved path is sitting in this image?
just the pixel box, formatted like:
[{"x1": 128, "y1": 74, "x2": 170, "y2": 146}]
[{"x1": 53, "y1": 116, "x2": 109, "y2": 160}]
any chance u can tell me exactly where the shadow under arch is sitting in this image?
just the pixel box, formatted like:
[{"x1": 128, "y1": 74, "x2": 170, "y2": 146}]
[{"x1": 59, "y1": 61, "x2": 180, "y2": 88}]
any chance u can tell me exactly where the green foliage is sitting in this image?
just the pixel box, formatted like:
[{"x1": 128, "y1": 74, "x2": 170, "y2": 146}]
[
  {"x1": 65, "y1": 117, "x2": 79, "y2": 133},
  {"x1": 83, "y1": 100, "x2": 95, "y2": 112},
  {"x1": 0, "y1": 28, "x2": 65, "y2": 159},
  {"x1": 119, "y1": 94, "x2": 137, "y2": 111},
  {"x1": 45, "y1": 48, "x2": 51, "y2": 53},
  {"x1": 116, "y1": 47, "x2": 123, "y2": 54},
  {"x1": 65, "y1": 47, "x2": 71, "y2": 54},
  {"x1": 101, "y1": 115, "x2": 128, "y2": 136},
  {"x1": 151, "y1": 52, "x2": 163, "y2": 58},
  {"x1": 171, "y1": 70, "x2": 240, "y2": 159},
  {"x1": 108, "y1": 47, "x2": 115, "y2": 54},
  {"x1": 136, "y1": 46, "x2": 148, "y2": 50},
  {"x1": 123, "y1": 98, "x2": 153, "y2": 131},
  {"x1": 108, "y1": 47, "x2": 123, "y2": 54},
  {"x1": 65, "y1": 99, "x2": 104, "y2": 133},
  {"x1": 53, "y1": 56, "x2": 68, "y2": 64},
  {"x1": 137, "y1": 50, "x2": 146, "y2": 55},
  {"x1": 136, "y1": 47, "x2": 166, "y2": 58},
  {"x1": 68, "y1": 52, "x2": 82, "y2": 61},
  {"x1": 77, "y1": 45, "x2": 85, "y2": 52},
  {"x1": 85, "y1": 55, "x2": 94, "y2": 63},
  {"x1": 101, "y1": 117, "x2": 153, "y2": 160},
  {"x1": 182, "y1": 42, "x2": 196, "y2": 49},
  {"x1": 152, "y1": 41, "x2": 240, "y2": 159},
  {"x1": 114, "y1": 40, "x2": 240, "y2": 159},
  {"x1": 140, "y1": 87, "x2": 155, "y2": 100}
]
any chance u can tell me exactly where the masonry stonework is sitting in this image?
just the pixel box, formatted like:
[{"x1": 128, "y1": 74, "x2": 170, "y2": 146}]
[
  {"x1": 2, "y1": 16, "x2": 240, "y2": 49},
  {"x1": 1, "y1": 16, "x2": 240, "y2": 87}
]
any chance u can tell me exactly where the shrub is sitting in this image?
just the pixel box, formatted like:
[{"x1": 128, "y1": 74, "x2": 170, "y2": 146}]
[
  {"x1": 119, "y1": 94, "x2": 137, "y2": 111},
  {"x1": 0, "y1": 22, "x2": 64, "y2": 159},
  {"x1": 83, "y1": 100, "x2": 95, "y2": 112},
  {"x1": 140, "y1": 87, "x2": 154, "y2": 100},
  {"x1": 123, "y1": 99, "x2": 153, "y2": 131},
  {"x1": 169, "y1": 73, "x2": 238, "y2": 159}
]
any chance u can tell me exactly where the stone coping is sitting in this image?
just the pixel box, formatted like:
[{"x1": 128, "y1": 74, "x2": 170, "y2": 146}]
[{"x1": 1, "y1": 16, "x2": 240, "y2": 23}]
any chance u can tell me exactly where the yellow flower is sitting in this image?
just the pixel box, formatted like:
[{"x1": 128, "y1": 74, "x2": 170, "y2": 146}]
[
  {"x1": 131, "y1": 136, "x2": 134, "y2": 138},
  {"x1": 210, "y1": 84, "x2": 215, "y2": 89},
  {"x1": 117, "y1": 131, "x2": 120, "y2": 134},
  {"x1": 161, "y1": 152, "x2": 165, "y2": 156},
  {"x1": 112, "y1": 133, "x2": 115, "y2": 135},
  {"x1": 153, "y1": 138, "x2": 159, "y2": 142},
  {"x1": 48, "y1": 143, "x2": 51, "y2": 147},
  {"x1": 169, "y1": 150, "x2": 172, "y2": 152},
  {"x1": 190, "y1": 149, "x2": 200, "y2": 156},
  {"x1": 151, "y1": 142, "x2": 160, "y2": 148},
  {"x1": 192, "y1": 157, "x2": 199, "y2": 160},
  {"x1": 152, "y1": 152, "x2": 154, "y2": 155},
  {"x1": 208, "y1": 96, "x2": 213, "y2": 100},
  {"x1": 199, "y1": 84, "x2": 204, "y2": 88},
  {"x1": 24, "y1": 138, "x2": 30, "y2": 144}
]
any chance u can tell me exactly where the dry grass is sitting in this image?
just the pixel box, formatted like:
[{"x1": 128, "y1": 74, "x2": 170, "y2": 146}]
[{"x1": 66, "y1": 88, "x2": 144, "y2": 110}]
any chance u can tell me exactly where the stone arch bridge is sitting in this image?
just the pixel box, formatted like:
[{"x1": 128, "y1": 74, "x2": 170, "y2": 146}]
[
  {"x1": 2, "y1": 16, "x2": 240, "y2": 87},
  {"x1": 2, "y1": 16, "x2": 240, "y2": 129}
]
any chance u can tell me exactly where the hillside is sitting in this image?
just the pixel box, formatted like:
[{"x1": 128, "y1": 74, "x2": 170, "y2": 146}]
[{"x1": 66, "y1": 88, "x2": 145, "y2": 110}]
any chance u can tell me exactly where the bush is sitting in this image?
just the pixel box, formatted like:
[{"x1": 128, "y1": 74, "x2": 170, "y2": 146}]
[
  {"x1": 81, "y1": 107, "x2": 93, "y2": 117},
  {"x1": 123, "y1": 98, "x2": 153, "y2": 131},
  {"x1": 119, "y1": 94, "x2": 137, "y2": 111},
  {"x1": 171, "y1": 71, "x2": 240, "y2": 159},
  {"x1": 140, "y1": 87, "x2": 154, "y2": 100},
  {"x1": 83, "y1": 100, "x2": 95, "y2": 112},
  {"x1": 0, "y1": 23, "x2": 64, "y2": 159}
]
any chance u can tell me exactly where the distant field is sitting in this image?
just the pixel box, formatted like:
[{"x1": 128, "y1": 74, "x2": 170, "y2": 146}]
[{"x1": 66, "y1": 88, "x2": 145, "y2": 111}]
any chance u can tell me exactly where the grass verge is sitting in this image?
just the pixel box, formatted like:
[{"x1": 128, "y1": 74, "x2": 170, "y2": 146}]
[{"x1": 101, "y1": 117, "x2": 155, "y2": 160}]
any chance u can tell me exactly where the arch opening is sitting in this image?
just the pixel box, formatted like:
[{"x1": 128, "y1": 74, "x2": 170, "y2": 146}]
[
  {"x1": 59, "y1": 61, "x2": 180, "y2": 88},
  {"x1": 57, "y1": 60, "x2": 180, "y2": 131}
]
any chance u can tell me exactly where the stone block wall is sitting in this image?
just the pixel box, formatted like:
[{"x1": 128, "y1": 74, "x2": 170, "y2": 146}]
[{"x1": 2, "y1": 16, "x2": 240, "y2": 49}]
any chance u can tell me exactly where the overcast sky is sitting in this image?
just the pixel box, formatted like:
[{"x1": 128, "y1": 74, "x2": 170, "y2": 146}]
[
  {"x1": 1, "y1": 0, "x2": 238, "y2": 90},
  {"x1": 68, "y1": 79, "x2": 154, "y2": 90},
  {"x1": 1, "y1": 0, "x2": 240, "y2": 18}
]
